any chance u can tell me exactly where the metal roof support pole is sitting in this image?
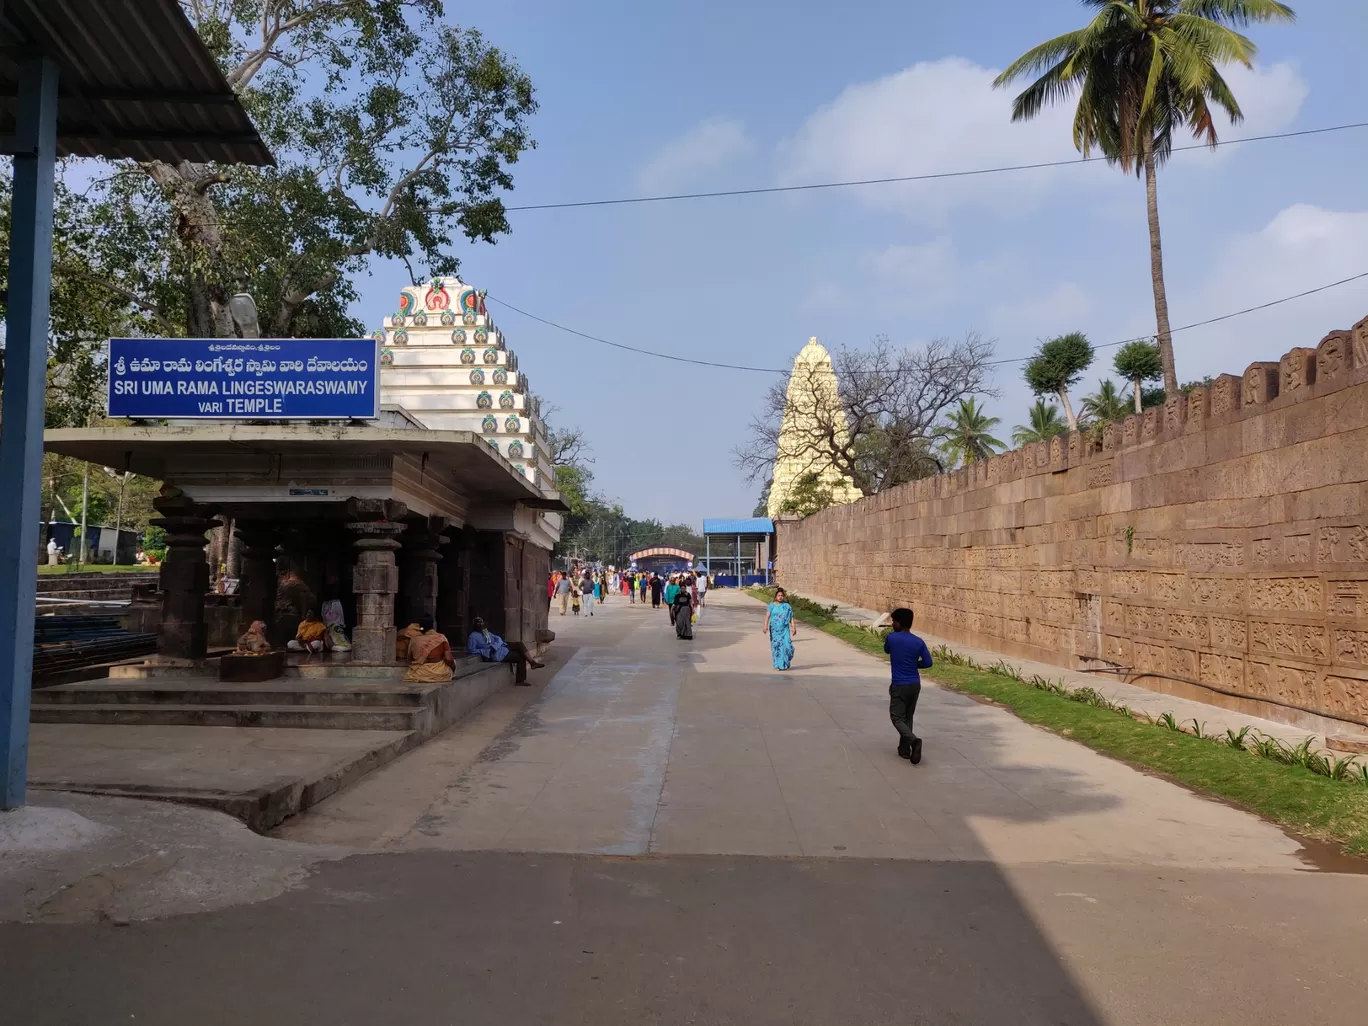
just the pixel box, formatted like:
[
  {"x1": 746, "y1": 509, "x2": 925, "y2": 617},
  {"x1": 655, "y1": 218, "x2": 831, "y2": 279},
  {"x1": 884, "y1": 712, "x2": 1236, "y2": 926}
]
[{"x1": 0, "y1": 55, "x2": 58, "y2": 809}]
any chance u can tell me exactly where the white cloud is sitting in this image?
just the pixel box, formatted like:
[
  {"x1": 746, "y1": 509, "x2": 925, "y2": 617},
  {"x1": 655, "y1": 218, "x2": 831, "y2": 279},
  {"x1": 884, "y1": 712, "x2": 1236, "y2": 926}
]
[
  {"x1": 777, "y1": 57, "x2": 1078, "y2": 221},
  {"x1": 860, "y1": 238, "x2": 957, "y2": 302},
  {"x1": 776, "y1": 58, "x2": 1310, "y2": 219},
  {"x1": 636, "y1": 117, "x2": 753, "y2": 193},
  {"x1": 1219, "y1": 61, "x2": 1308, "y2": 137},
  {"x1": 1174, "y1": 204, "x2": 1368, "y2": 380}
]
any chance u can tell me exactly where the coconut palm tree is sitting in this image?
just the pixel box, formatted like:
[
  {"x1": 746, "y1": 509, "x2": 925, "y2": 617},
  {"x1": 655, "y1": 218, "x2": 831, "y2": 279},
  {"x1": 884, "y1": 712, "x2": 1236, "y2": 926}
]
[
  {"x1": 1012, "y1": 399, "x2": 1068, "y2": 447},
  {"x1": 938, "y1": 398, "x2": 1006, "y2": 467},
  {"x1": 1080, "y1": 379, "x2": 1132, "y2": 425},
  {"x1": 994, "y1": 0, "x2": 1296, "y2": 395}
]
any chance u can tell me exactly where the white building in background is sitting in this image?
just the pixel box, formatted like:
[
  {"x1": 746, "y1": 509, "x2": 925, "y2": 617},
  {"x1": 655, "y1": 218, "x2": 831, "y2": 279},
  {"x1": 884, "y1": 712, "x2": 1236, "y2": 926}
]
[
  {"x1": 767, "y1": 337, "x2": 863, "y2": 517},
  {"x1": 376, "y1": 277, "x2": 555, "y2": 491}
]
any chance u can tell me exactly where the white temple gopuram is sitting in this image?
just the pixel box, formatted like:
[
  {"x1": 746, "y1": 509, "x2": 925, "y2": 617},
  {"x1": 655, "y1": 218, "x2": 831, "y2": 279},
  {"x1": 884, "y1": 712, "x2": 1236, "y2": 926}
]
[
  {"x1": 375, "y1": 277, "x2": 553, "y2": 499},
  {"x1": 767, "y1": 337, "x2": 863, "y2": 517}
]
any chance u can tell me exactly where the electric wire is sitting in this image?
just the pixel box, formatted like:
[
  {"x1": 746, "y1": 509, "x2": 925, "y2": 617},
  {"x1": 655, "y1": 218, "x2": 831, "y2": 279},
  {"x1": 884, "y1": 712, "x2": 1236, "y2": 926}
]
[
  {"x1": 503, "y1": 122, "x2": 1368, "y2": 212},
  {"x1": 487, "y1": 269, "x2": 1368, "y2": 376}
]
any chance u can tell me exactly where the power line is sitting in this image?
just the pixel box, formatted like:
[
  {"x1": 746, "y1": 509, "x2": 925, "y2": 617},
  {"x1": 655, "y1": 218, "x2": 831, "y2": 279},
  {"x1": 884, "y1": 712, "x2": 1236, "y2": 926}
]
[
  {"x1": 488, "y1": 270, "x2": 1368, "y2": 376},
  {"x1": 503, "y1": 122, "x2": 1368, "y2": 213},
  {"x1": 484, "y1": 293, "x2": 786, "y2": 373},
  {"x1": 984, "y1": 270, "x2": 1368, "y2": 366}
]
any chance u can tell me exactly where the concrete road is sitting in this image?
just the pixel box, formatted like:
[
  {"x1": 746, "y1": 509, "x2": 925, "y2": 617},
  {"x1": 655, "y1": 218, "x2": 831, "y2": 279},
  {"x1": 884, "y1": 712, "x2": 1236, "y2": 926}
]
[{"x1": 4, "y1": 590, "x2": 1368, "y2": 1025}]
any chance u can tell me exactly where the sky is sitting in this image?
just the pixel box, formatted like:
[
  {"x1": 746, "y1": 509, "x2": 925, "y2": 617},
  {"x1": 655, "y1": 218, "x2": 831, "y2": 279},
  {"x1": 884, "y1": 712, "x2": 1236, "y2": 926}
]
[{"x1": 347, "y1": 0, "x2": 1368, "y2": 527}]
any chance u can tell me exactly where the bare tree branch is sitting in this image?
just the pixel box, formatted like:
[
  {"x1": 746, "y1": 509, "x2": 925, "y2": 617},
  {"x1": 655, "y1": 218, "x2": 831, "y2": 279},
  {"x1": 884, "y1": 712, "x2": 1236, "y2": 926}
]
[{"x1": 736, "y1": 332, "x2": 998, "y2": 495}]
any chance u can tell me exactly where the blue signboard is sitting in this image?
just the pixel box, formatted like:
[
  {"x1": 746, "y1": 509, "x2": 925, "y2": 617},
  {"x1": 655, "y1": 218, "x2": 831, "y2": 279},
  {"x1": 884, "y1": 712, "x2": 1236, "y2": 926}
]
[{"x1": 107, "y1": 338, "x2": 378, "y2": 420}]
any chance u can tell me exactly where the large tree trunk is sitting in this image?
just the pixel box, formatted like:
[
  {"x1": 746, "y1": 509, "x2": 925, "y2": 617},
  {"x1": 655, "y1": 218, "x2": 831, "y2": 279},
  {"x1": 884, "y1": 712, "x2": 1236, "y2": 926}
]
[
  {"x1": 1133, "y1": 375, "x2": 1143, "y2": 413},
  {"x1": 144, "y1": 160, "x2": 236, "y2": 338},
  {"x1": 1057, "y1": 388, "x2": 1078, "y2": 431},
  {"x1": 1144, "y1": 149, "x2": 1178, "y2": 395}
]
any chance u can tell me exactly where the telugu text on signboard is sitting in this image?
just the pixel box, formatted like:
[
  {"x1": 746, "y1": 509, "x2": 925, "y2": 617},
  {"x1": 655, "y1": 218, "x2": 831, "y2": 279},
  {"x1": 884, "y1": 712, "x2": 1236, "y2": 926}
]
[{"x1": 107, "y1": 338, "x2": 378, "y2": 420}]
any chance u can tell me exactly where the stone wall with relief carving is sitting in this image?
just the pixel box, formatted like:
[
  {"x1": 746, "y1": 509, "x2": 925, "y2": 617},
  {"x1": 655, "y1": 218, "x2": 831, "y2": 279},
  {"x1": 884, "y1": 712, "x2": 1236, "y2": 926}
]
[{"x1": 775, "y1": 315, "x2": 1368, "y2": 727}]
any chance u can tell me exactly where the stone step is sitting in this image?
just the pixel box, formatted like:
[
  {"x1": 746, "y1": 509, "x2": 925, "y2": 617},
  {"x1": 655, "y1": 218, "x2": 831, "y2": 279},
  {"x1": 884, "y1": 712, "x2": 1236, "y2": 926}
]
[
  {"x1": 31, "y1": 685, "x2": 428, "y2": 708},
  {"x1": 29, "y1": 703, "x2": 423, "y2": 731}
]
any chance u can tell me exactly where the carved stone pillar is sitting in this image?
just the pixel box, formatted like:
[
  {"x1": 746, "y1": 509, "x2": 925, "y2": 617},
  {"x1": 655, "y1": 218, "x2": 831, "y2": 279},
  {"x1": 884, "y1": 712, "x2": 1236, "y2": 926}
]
[
  {"x1": 150, "y1": 490, "x2": 222, "y2": 660},
  {"x1": 234, "y1": 520, "x2": 278, "y2": 633},
  {"x1": 345, "y1": 499, "x2": 408, "y2": 663},
  {"x1": 398, "y1": 515, "x2": 449, "y2": 629}
]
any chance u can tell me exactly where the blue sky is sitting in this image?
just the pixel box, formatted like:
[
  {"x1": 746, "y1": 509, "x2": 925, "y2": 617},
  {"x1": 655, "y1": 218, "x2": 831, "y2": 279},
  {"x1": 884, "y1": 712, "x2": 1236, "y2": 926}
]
[{"x1": 349, "y1": 0, "x2": 1368, "y2": 526}]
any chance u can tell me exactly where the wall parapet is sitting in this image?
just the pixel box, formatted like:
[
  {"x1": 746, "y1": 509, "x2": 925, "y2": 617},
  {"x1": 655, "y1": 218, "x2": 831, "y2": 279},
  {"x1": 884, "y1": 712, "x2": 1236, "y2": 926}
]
[{"x1": 775, "y1": 314, "x2": 1368, "y2": 731}]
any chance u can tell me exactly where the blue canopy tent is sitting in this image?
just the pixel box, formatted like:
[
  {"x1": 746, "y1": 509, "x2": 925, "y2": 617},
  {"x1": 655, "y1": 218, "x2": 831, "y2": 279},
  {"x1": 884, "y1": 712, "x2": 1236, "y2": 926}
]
[
  {"x1": 701, "y1": 518, "x2": 775, "y2": 587},
  {"x1": 0, "y1": 0, "x2": 273, "y2": 809}
]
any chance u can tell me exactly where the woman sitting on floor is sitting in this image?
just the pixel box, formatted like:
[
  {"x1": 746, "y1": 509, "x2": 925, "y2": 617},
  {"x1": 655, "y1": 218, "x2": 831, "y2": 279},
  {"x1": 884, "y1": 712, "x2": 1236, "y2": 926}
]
[{"x1": 403, "y1": 615, "x2": 456, "y2": 683}]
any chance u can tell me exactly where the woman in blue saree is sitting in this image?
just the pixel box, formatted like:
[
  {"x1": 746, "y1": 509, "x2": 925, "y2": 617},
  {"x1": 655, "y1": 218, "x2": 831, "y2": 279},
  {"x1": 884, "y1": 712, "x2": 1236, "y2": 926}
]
[{"x1": 763, "y1": 588, "x2": 796, "y2": 670}]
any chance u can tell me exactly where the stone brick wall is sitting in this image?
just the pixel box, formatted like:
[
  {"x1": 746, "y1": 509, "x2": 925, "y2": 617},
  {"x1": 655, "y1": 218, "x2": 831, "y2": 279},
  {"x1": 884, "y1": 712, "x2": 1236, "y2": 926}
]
[{"x1": 775, "y1": 315, "x2": 1368, "y2": 729}]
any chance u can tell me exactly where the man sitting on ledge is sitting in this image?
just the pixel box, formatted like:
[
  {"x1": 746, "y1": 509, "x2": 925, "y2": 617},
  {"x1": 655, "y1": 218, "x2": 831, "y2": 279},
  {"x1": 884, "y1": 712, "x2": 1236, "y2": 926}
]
[{"x1": 467, "y1": 616, "x2": 545, "y2": 686}]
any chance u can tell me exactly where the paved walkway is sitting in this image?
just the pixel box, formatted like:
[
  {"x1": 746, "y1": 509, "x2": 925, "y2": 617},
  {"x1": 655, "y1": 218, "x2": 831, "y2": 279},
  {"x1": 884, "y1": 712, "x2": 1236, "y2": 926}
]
[
  {"x1": 7, "y1": 589, "x2": 1368, "y2": 1025},
  {"x1": 292, "y1": 589, "x2": 1306, "y2": 868}
]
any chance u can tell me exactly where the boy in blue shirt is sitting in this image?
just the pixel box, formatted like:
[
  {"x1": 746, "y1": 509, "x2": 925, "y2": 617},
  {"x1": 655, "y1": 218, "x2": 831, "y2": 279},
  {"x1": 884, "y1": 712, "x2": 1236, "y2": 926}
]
[{"x1": 884, "y1": 607, "x2": 933, "y2": 764}]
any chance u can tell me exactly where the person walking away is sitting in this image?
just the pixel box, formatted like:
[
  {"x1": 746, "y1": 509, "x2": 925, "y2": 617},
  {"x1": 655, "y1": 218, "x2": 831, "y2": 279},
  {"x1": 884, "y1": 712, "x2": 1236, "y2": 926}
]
[
  {"x1": 582, "y1": 574, "x2": 595, "y2": 616},
  {"x1": 571, "y1": 580, "x2": 582, "y2": 616},
  {"x1": 467, "y1": 615, "x2": 545, "y2": 686},
  {"x1": 556, "y1": 573, "x2": 572, "y2": 616},
  {"x1": 687, "y1": 574, "x2": 699, "y2": 625},
  {"x1": 547, "y1": 572, "x2": 558, "y2": 614},
  {"x1": 650, "y1": 573, "x2": 663, "y2": 609},
  {"x1": 885, "y1": 607, "x2": 933, "y2": 764},
  {"x1": 593, "y1": 575, "x2": 603, "y2": 606},
  {"x1": 763, "y1": 588, "x2": 796, "y2": 671},
  {"x1": 639, "y1": 573, "x2": 649, "y2": 604},
  {"x1": 672, "y1": 582, "x2": 694, "y2": 640},
  {"x1": 629, "y1": 571, "x2": 637, "y2": 603},
  {"x1": 695, "y1": 572, "x2": 708, "y2": 619}
]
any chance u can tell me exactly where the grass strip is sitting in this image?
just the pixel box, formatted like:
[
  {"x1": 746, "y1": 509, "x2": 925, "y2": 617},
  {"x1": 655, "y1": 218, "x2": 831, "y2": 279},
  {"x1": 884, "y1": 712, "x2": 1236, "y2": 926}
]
[{"x1": 746, "y1": 587, "x2": 1368, "y2": 855}]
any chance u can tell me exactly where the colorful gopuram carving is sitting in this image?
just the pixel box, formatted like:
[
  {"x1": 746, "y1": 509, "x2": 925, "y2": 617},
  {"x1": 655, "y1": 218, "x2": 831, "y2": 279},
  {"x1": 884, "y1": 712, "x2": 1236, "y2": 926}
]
[{"x1": 376, "y1": 277, "x2": 551, "y2": 488}]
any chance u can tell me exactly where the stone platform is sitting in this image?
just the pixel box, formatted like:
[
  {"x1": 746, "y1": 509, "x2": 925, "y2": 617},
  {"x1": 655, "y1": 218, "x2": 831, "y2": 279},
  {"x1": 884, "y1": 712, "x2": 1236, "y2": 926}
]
[{"x1": 27, "y1": 657, "x2": 514, "y2": 830}]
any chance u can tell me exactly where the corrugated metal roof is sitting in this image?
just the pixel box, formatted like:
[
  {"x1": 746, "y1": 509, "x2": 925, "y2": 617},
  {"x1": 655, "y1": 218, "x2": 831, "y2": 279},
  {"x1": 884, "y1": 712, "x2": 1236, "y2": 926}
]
[
  {"x1": 0, "y1": 0, "x2": 273, "y2": 166},
  {"x1": 702, "y1": 517, "x2": 775, "y2": 536}
]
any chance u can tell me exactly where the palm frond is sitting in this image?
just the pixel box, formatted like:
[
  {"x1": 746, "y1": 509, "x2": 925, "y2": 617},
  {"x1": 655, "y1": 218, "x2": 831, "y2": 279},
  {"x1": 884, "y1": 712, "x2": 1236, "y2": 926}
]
[
  {"x1": 993, "y1": 29, "x2": 1088, "y2": 87},
  {"x1": 1169, "y1": 14, "x2": 1259, "y2": 65},
  {"x1": 1202, "y1": 64, "x2": 1244, "y2": 125},
  {"x1": 1178, "y1": 0, "x2": 1296, "y2": 27},
  {"x1": 1009, "y1": 60, "x2": 1082, "y2": 123}
]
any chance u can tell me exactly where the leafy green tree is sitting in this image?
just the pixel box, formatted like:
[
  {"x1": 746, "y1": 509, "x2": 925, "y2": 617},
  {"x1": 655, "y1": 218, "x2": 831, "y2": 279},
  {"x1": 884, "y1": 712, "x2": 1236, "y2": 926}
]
[
  {"x1": 1012, "y1": 399, "x2": 1068, "y2": 447},
  {"x1": 0, "y1": 175, "x2": 159, "y2": 424},
  {"x1": 1080, "y1": 379, "x2": 1131, "y2": 425},
  {"x1": 777, "y1": 472, "x2": 837, "y2": 518},
  {"x1": 39, "y1": 1, "x2": 537, "y2": 341},
  {"x1": 937, "y1": 398, "x2": 1006, "y2": 467},
  {"x1": 1113, "y1": 340, "x2": 1164, "y2": 413},
  {"x1": 752, "y1": 479, "x2": 772, "y2": 518},
  {"x1": 995, "y1": 0, "x2": 1295, "y2": 395},
  {"x1": 1023, "y1": 332, "x2": 1094, "y2": 430}
]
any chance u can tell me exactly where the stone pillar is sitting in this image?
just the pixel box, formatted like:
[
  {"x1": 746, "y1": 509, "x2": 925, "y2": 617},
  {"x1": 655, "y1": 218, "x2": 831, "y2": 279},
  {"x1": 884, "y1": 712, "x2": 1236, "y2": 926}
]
[
  {"x1": 345, "y1": 499, "x2": 408, "y2": 663},
  {"x1": 150, "y1": 490, "x2": 221, "y2": 661},
  {"x1": 398, "y1": 515, "x2": 449, "y2": 630},
  {"x1": 234, "y1": 520, "x2": 278, "y2": 633}
]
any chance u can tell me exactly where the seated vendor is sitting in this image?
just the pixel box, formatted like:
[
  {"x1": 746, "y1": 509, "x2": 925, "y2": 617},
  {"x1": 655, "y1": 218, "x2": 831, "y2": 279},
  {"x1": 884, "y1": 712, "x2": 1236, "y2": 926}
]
[
  {"x1": 234, "y1": 620, "x2": 272, "y2": 655},
  {"x1": 287, "y1": 609, "x2": 328, "y2": 654},
  {"x1": 466, "y1": 616, "x2": 545, "y2": 686},
  {"x1": 403, "y1": 615, "x2": 455, "y2": 683}
]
